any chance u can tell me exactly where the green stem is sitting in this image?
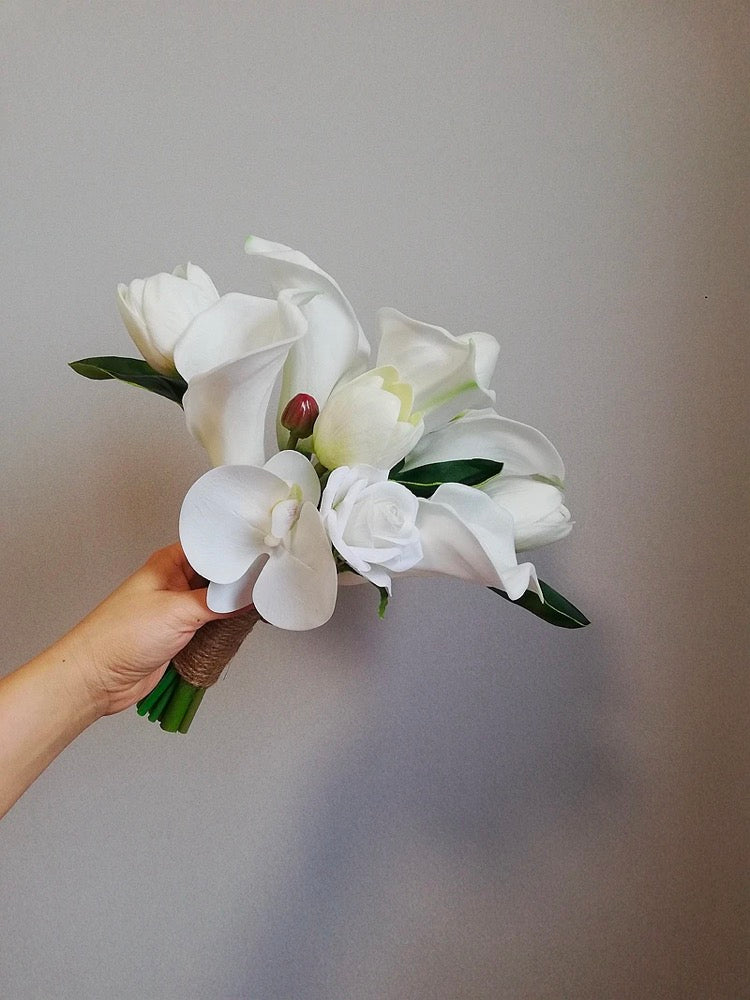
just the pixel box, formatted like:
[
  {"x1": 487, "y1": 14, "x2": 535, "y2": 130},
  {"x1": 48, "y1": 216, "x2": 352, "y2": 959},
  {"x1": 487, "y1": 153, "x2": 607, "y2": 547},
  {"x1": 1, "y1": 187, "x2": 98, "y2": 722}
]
[
  {"x1": 136, "y1": 665, "x2": 178, "y2": 716},
  {"x1": 159, "y1": 677, "x2": 199, "y2": 732},
  {"x1": 148, "y1": 677, "x2": 179, "y2": 722},
  {"x1": 177, "y1": 688, "x2": 206, "y2": 734}
]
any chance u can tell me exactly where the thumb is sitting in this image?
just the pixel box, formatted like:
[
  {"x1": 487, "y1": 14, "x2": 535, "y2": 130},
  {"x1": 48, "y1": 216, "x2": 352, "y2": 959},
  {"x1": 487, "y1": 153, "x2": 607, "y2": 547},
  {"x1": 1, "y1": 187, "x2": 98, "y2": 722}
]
[{"x1": 171, "y1": 586, "x2": 238, "y2": 629}]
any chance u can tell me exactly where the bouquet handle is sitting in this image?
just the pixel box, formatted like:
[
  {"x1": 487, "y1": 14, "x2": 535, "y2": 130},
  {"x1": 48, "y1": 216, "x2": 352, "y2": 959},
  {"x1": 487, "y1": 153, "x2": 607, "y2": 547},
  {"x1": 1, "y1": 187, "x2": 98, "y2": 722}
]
[{"x1": 137, "y1": 606, "x2": 263, "y2": 733}]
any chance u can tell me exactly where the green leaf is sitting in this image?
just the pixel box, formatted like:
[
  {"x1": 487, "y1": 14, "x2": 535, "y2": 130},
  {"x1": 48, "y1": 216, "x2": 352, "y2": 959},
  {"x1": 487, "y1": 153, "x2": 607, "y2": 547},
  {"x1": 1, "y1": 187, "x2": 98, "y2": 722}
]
[
  {"x1": 489, "y1": 580, "x2": 590, "y2": 629},
  {"x1": 377, "y1": 587, "x2": 389, "y2": 619},
  {"x1": 69, "y1": 356, "x2": 187, "y2": 406},
  {"x1": 391, "y1": 458, "x2": 503, "y2": 498}
]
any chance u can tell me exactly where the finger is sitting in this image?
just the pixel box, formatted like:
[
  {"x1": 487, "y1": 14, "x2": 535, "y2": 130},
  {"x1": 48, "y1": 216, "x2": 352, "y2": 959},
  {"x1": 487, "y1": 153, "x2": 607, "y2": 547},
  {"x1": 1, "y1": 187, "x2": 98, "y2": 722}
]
[{"x1": 174, "y1": 586, "x2": 240, "y2": 627}]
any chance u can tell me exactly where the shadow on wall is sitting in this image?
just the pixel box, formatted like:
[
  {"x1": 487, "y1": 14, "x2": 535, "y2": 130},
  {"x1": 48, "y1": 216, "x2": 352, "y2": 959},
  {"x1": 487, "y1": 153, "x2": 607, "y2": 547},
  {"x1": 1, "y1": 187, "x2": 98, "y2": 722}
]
[{"x1": 235, "y1": 578, "x2": 622, "y2": 998}]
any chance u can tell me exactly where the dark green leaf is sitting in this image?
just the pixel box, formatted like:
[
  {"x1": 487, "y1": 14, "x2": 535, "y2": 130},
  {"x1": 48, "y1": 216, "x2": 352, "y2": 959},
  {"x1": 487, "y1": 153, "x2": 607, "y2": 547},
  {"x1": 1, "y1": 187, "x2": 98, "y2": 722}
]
[
  {"x1": 69, "y1": 356, "x2": 187, "y2": 406},
  {"x1": 391, "y1": 458, "x2": 503, "y2": 498},
  {"x1": 489, "y1": 580, "x2": 590, "y2": 629},
  {"x1": 377, "y1": 587, "x2": 389, "y2": 619}
]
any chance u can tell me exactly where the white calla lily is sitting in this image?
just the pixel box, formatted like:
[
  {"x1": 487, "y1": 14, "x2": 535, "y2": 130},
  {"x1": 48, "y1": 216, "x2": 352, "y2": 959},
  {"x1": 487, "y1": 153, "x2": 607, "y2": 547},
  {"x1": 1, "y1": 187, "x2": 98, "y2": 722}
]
[
  {"x1": 117, "y1": 263, "x2": 219, "y2": 375},
  {"x1": 245, "y1": 236, "x2": 370, "y2": 444},
  {"x1": 179, "y1": 450, "x2": 336, "y2": 630},
  {"x1": 320, "y1": 465, "x2": 422, "y2": 592},
  {"x1": 312, "y1": 366, "x2": 424, "y2": 471},
  {"x1": 482, "y1": 475, "x2": 572, "y2": 551},
  {"x1": 179, "y1": 290, "x2": 309, "y2": 467},
  {"x1": 414, "y1": 483, "x2": 542, "y2": 600},
  {"x1": 402, "y1": 407, "x2": 566, "y2": 482},
  {"x1": 377, "y1": 309, "x2": 498, "y2": 430}
]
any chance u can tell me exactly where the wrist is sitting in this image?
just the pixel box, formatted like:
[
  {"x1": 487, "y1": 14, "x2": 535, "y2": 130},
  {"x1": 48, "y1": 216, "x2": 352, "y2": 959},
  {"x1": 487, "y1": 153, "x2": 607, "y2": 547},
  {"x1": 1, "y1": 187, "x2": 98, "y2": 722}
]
[{"x1": 42, "y1": 631, "x2": 109, "y2": 725}]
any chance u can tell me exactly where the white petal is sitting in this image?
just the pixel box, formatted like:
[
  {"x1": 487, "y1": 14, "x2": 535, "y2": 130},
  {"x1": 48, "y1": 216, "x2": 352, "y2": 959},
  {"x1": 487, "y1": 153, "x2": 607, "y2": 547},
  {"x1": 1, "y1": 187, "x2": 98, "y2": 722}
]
[
  {"x1": 141, "y1": 272, "x2": 219, "y2": 358},
  {"x1": 173, "y1": 293, "x2": 280, "y2": 381},
  {"x1": 206, "y1": 556, "x2": 268, "y2": 613},
  {"x1": 457, "y1": 331, "x2": 500, "y2": 388},
  {"x1": 245, "y1": 236, "x2": 370, "y2": 424},
  {"x1": 377, "y1": 308, "x2": 495, "y2": 428},
  {"x1": 179, "y1": 465, "x2": 289, "y2": 583},
  {"x1": 175, "y1": 262, "x2": 220, "y2": 299},
  {"x1": 485, "y1": 476, "x2": 572, "y2": 551},
  {"x1": 416, "y1": 483, "x2": 541, "y2": 600},
  {"x1": 117, "y1": 279, "x2": 173, "y2": 374},
  {"x1": 251, "y1": 502, "x2": 338, "y2": 630},
  {"x1": 181, "y1": 293, "x2": 307, "y2": 466},
  {"x1": 263, "y1": 450, "x2": 321, "y2": 506},
  {"x1": 402, "y1": 408, "x2": 565, "y2": 481}
]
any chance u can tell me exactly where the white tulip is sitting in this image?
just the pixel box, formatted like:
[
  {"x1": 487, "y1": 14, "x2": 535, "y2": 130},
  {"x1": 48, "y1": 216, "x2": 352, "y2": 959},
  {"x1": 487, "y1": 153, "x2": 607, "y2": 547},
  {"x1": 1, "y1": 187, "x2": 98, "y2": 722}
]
[
  {"x1": 313, "y1": 366, "x2": 424, "y2": 471},
  {"x1": 320, "y1": 466, "x2": 422, "y2": 592},
  {"x1": 179, "y1": 450, "x2": 337, "y2": 631},
  {"x1": 117, "y1": 263, "x2": 219, "y2": 375},
  {"x1": 482, "y1": 475, "x2": 572, "y2": 551}
]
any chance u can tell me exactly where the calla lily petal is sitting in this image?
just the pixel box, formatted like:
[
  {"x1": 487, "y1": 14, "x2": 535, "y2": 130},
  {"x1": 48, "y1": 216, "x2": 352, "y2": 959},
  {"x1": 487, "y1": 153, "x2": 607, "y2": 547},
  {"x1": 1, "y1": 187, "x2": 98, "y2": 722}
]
[
  {"x1": 174, "y1": 293, "x2": 280, "y2": 381},
  {"x1": 263, "y1": 449, "x2": 321, "y2": 506},
  {"x1": 377, "y1": 308, "x2": 496, "y2": 429},
  {"x1": 181, "y1": 290, "x2": 308, "y2": 466},
  {"x1": 172, "y1": 263, "x2": 219, "y2": 299},
  {"x1": 402, "y1": 408, "x2": 565, "y2": 481},
  {"x1": 416, "y1": 483, "x2": 541, "y2": 600},
  {"x1": 245, "y1": 236, "x2": 370, "y2": 437},
  {"x1": 457, "y1": 331, "x2": 500, "y2": 389},
  {"x1": 251, "y1": 502, "x2": 338, "y2": 629},
  {"x1": 179, "y1": 465, "x2": 290, "y2": 584}
]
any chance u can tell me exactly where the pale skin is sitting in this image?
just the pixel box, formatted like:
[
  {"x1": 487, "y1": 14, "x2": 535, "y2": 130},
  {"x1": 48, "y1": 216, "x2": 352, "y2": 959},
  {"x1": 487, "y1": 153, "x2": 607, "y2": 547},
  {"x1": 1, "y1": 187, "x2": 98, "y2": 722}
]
[{"x1": 0, "y1": 544, "x2": 233, "y2": 820}]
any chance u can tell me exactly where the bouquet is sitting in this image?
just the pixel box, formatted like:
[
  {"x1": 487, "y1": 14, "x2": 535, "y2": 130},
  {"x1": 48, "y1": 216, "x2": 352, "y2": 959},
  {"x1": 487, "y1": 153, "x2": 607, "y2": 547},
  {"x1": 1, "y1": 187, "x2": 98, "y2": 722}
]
[{"x1": 71, "y1": 237, "x2": 588, "y2": 732}]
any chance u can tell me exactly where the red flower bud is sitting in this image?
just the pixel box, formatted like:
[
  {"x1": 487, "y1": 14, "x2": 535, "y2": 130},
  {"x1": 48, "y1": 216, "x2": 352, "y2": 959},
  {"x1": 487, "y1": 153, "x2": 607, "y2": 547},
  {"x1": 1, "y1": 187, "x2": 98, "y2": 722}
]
[{"x1": 280, "y1": 393, "x2": 319, "y2": 439}]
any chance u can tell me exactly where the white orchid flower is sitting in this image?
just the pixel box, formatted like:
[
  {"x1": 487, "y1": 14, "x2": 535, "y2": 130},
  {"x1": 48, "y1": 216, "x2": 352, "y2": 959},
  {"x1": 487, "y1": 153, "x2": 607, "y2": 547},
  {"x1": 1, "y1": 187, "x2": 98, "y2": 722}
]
[
  {"x1": 312, "y1": 366, "x2": 424, "y2": 471},
  {"x1": 175, "y1": 289, "x2": 310, "y2": 467},
  {"x1": 401, "y1": 408, "x2": 566, "y2": 483},
  {"x1": 117, "y1": 263, "x2": 219, "y2": 375},
  {"x1": 179, "y1": 450, "x2": 337, "y2": 630},
  {"x1": 376, "y1": 309, "x2": 500, "y2": 430},
  {"x1": 481, "y1": 475, "x2": 572, "y2": 551},
  {"x1": 320, "y1": 465, "x2": 422, "y2": 592},
  {"x1": 414, "y1": 483, "x2": 542, "y2": 600},
  {"x1": 245, "y1": 236, "x2": 370, "y2": 446}
]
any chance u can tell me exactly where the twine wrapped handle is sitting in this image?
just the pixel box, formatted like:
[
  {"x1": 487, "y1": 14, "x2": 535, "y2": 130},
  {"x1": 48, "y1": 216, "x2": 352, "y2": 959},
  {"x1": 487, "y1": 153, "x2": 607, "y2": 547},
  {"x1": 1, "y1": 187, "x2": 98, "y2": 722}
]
[{"x1": 173, "y1": 606, "x2": 263, "y2": 688}]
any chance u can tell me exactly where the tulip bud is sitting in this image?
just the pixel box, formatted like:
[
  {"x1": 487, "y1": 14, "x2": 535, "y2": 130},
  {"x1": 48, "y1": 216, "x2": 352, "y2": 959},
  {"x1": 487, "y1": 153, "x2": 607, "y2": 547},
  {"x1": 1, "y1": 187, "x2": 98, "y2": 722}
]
[{"x1": 281, "y1": 393, "x2": 319, "y2": 444}]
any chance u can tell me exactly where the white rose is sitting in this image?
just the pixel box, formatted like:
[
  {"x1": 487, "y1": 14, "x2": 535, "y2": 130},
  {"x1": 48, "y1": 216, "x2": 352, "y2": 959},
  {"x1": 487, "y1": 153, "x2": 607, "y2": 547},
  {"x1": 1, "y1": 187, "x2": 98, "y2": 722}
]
[
  {"x1": 116, "y1": 262, "x2": 219, "y2": 375},
  {"x1": 320, "y1": 465, "x2": 423, "y2": 592}
]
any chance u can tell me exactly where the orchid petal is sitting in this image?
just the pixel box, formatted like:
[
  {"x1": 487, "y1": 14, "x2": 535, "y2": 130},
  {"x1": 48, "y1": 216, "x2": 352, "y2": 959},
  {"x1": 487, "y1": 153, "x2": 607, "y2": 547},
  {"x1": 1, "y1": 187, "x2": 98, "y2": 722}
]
[
  {"x1": 179, "y1": 465, "x2": 289, "y2": 584},
  {"x1": 376, "y1": 308, "x2": 496, "y2": 429},
  {"x1": 173, "y1": 293, "x2": 280, "y2": 381},
  {"x1": 402, "y1": 408, "x2": 565, "y2": 481},
  {"x1": 245, "y1": 236, "x2": 370, "y2": 432},
  {"x1": 251, "y1": 502, "x2": 338, "y2": 630},
  {"x1": 263, "y1": 449, "x2": 321, "y2": 506},
  {"x1": 181, "y1": 290, "x2": 307, "y2": 466},
  {"x1": 206, "y1": 556, "x2": 268, "y2": 613}
]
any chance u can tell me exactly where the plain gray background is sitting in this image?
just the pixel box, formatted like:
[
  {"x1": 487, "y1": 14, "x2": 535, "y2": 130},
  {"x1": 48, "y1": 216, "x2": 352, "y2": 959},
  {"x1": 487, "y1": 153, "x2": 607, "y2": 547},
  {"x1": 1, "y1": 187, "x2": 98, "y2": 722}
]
[{"x1": 1, "y1": 3, "x2": 747, "y2": 998}]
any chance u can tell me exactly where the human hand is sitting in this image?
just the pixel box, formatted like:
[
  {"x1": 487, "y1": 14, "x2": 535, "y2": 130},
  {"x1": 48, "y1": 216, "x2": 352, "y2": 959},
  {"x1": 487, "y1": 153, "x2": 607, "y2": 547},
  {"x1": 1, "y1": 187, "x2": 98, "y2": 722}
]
[{"x1": 58, "y1": 543, "x2": 235, "y2": 718}]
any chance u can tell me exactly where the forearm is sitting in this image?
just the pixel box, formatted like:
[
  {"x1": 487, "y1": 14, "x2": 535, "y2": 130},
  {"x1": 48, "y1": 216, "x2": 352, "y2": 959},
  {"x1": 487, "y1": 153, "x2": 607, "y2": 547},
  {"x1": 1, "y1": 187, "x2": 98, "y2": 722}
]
[{"x1": 0, "y1": 639, "x2": 101, "y2": 820}]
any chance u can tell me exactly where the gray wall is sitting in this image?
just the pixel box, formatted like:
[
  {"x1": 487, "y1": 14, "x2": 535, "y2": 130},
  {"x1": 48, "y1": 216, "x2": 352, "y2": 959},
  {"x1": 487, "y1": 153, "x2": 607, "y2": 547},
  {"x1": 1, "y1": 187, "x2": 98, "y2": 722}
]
[{"x1": 1, "y1": 3, "x2": 746, "y2": 998}]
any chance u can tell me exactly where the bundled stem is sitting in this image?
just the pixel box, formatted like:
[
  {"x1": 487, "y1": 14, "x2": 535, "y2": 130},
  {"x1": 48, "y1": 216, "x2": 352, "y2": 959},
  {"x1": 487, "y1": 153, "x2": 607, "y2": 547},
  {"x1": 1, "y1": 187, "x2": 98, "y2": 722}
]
[{"x1": 136, "y1": 607, "x2": 262, "y2": 733}]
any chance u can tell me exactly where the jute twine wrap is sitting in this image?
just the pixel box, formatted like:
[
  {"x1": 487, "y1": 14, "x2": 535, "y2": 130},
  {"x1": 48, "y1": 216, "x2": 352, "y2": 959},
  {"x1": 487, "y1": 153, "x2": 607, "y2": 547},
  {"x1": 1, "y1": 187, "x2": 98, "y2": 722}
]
[{"x1": 173, "y1": 607, "x2": 263, "y2": 688}]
